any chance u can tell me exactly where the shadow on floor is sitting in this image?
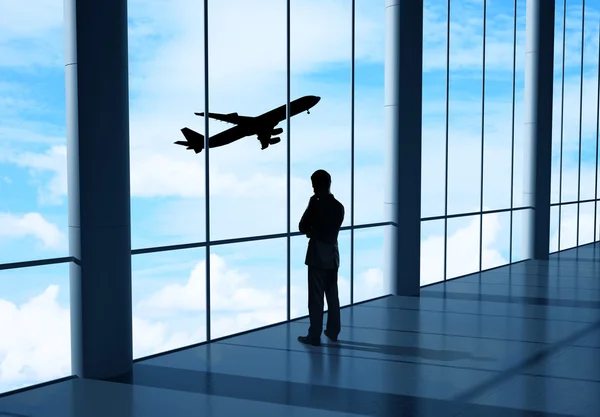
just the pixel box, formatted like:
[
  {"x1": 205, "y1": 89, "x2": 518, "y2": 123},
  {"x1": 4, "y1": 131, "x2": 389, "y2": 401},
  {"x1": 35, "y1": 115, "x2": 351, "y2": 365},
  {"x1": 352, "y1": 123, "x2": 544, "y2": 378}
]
[{"x1": 327, "y1": 340, "x2": 494, "y2": 363}]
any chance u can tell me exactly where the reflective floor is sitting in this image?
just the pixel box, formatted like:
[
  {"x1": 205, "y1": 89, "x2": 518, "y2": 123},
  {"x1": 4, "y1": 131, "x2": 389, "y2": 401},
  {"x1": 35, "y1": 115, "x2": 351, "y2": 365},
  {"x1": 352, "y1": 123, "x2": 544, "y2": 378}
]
[{"x1": 1, "y1": 245, "x2": 599, "y2": 416}]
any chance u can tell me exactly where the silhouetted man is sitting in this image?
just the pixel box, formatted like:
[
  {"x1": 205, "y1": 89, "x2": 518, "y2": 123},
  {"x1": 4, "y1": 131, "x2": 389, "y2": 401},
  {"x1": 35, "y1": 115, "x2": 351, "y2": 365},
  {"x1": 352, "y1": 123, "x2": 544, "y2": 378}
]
[{"x1": 298, "y1": 169, "x2": 345, "y2": 346}]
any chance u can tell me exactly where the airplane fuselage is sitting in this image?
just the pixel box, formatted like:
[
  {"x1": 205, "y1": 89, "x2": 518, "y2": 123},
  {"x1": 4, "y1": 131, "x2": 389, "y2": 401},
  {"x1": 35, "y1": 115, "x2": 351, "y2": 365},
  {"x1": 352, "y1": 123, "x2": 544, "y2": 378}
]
[{"x1": 208, "y1": 95, "x2": 320, "y2": 148}]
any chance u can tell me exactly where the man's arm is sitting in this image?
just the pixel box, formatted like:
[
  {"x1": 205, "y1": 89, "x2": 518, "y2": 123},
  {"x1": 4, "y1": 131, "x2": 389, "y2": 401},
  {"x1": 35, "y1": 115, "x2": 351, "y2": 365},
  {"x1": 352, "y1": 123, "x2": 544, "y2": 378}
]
[{"x1": 299, "y1": 197, "x2": 316, "y2": 236}]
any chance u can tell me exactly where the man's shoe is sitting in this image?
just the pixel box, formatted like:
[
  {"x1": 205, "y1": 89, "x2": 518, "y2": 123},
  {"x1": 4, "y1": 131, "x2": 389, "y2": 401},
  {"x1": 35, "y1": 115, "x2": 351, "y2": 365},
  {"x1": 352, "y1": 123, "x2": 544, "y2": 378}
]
[
  {"x1": 298, "y1": 336, "x2": 321, "y2": 346},
  {"x1": 324, "y1": 329, "x2": 338, "y2": 342}
]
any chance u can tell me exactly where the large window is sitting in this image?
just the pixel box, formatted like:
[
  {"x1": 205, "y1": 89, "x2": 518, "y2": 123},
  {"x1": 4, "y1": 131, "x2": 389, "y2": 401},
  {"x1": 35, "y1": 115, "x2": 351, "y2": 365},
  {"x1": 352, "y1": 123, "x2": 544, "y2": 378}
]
[
  {"x1": 420, "y1": 0, "x2": 527, "y2": 285},
  {"x1": 0, "y1": 0, "x2": 68, "y2": 265},
  {"x1": 128, "y1": 0, "x2": 207, "y2": 249},
  {"x1": 208, "y1": 0, "x2": 287, "y2": 241},
  {"x1": 422, "y1": 0, "x2": 449, "y2": 220},
  {"x1": 6, "y1": 0, "x2": 596, "y2": 397},
  {"x1": 290, "y1": 0, "x2": 352, "y2": 231},
  {"x1": 354, "y1": 0, "x2": 386, "y2": 225},
  {"x1": 210, "y1": 239, "x2": 287, "y2": 339},
  {"x1": 550, "y1": 0, "x2": 600, "y2": 253},
  {"x1": 0, "y1": 263, "x2": 71, "y2": 395},
  {"x1": 124, "y1": 0, "x2": 388, "y2": 349},
  {"x1": 0, "y1": 0, "x2": 70, "y2": 396},
  {"x1": 132, "y1": 249, "x2": 207, "y2": 359}
]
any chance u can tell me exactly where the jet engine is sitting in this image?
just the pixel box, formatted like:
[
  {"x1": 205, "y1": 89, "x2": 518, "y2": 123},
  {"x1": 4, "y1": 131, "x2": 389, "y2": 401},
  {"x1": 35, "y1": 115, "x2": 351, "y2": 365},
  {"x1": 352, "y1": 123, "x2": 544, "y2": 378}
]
[
  {"x1": 269, "y1": 137, "x2": 281, "y2": 145},
  {"x1": 271, "y1": 128, "x2": 283, "y2": 136}
]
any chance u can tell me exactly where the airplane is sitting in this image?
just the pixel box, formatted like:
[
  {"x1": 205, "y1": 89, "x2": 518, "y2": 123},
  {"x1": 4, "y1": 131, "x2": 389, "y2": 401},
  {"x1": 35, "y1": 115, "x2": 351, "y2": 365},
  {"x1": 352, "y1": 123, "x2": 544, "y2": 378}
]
[{"x1": 175, "y1": 95, "x2": 320, "y2": 153}]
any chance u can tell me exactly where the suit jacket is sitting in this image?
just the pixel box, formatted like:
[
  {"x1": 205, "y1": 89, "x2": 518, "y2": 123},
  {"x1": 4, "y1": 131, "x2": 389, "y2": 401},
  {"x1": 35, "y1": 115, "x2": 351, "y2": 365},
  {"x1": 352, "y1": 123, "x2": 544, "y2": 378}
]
[{"x1": 298, "y1": 193, "x2": 345, "y2": 270}]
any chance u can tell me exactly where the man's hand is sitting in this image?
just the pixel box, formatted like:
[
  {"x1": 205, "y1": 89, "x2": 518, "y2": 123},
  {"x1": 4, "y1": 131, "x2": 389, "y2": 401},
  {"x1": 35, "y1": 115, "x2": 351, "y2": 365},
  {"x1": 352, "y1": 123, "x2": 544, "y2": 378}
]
[{"x1": 299, "y1": 196, "x2": 316, "y2": 236}]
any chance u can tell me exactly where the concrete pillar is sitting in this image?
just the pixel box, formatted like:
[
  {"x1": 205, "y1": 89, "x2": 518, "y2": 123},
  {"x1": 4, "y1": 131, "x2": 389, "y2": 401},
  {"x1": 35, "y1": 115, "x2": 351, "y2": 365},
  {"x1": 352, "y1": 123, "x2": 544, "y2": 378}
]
[
  {"x1": 383, "y1": 0, "x2": 423, "y2": 296},
  {"x1": 523, "y1": 0, "x2": 554, "y2": 260},
  {"x1": 65, "y1": 0, "x2": 133, "y2": 379}
]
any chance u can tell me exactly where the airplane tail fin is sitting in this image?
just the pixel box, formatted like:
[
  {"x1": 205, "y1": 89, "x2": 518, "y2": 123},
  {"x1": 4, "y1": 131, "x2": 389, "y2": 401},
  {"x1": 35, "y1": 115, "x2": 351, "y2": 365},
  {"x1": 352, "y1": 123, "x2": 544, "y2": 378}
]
[{"x1": 175, "y1": 128, "x2": 205, "y2": 153}]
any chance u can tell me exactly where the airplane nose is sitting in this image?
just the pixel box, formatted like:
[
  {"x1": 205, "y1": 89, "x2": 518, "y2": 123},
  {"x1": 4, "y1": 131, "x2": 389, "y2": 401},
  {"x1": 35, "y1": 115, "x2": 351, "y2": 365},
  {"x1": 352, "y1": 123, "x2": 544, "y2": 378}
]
[{"x1": 311, "y1": 96, "x2": 321, "y2": 105}]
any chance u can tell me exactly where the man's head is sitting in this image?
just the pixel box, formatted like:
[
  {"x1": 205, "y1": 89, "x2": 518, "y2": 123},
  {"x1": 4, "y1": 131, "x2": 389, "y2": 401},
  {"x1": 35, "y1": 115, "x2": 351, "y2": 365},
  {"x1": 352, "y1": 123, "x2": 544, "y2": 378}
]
[{"x1": 311, "y1": 169, "x2": 331, "y2": 194}]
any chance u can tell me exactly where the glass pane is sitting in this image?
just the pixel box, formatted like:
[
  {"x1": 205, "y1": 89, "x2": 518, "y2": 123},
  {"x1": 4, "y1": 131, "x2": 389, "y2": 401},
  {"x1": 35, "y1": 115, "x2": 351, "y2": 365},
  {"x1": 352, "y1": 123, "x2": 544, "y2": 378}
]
[
  {"x1": 210, "y1": 238, "x2": 286, "y2": 339},
  {"x1": 339, "y1": 231, "x2": 351, "y2": 307},
  {"x1": 447, "y1": 0, "x2": 484, "y2": 215},
  {"x1": 421, "y1": 0, "x2": 448, "y2": 218},
  {"x1": 560, "y1": 1, "x2": 583, "y2": 204},
  {"x1": 208, "y1": 0, "x2": 286, "y2": 241},
  {"x1": 421, "y1": 219, "x2": 444, "y2": 286},
  {"x1": 579, "y1": 1, "x2": 599, "y2": 202},
  {"x1": 128, "y1": 0, "x2": 206, "y2": 249},
  {"x1": 354, "y1": 0, "x2": 385, "y2": 225},
  {"x1": 596, "y1": 202, "x2": 600, "y2": 241},
  {"x1": 482, "y1": 211, "x2": 510, "y2": 270},
  {"x1": 0, "y1": 1, "x2": 68, "y2": 264},
  {"x1": 550, "y1": 205, "x2": 560, "y2": 253},
  {"x1": 291, "y1": 235, "x2": 308, "y2": 319},
  {"x1": 578, "y1": 201, "x2": 595, "y2": 245},
  {"x1": 482, "y1": 0, "x2": 515, "y2": 211},
  {"x1": 512, "y1": 0, "x2": 527, "y2": 208},
  {"x1": 560, "y1": 203, "x2": 578, "y2": 250},
  {"x1": 597, "y1": 132, "x2": 600, "y2": 202},
  {"x1": 132, "y1": 248, "x2": 206, "y2": 359},
  {"x1": 0, "y1": 263, "x2": 71, "y2": 394},
  {"x1": 551, "y1": 0, "x2": 565, "y2": 204},
  {"x1": 353, "y1": 226, "x2": 386, "y2": 303},
  {"x1": 446, "y1": 215, "x2": 481, "y2": 279},
  {"x1": 511, "y1": 208, "x2": 531, "y2": 262},
  {"x1": 290, "y1": 0, "x2": 352, "y2": 231}
]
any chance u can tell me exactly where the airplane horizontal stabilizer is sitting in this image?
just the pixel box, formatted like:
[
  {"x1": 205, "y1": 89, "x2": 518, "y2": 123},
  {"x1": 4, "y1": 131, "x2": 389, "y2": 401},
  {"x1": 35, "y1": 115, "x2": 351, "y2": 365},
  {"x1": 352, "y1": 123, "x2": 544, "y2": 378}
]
[{"x1": 177, "y1": 128, "x2": 205, "y2": 154}]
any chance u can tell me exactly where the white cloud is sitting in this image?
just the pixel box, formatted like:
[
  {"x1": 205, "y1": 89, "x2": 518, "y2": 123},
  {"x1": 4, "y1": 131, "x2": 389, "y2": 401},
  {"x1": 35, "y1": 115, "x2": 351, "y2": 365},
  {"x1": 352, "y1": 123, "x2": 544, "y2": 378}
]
[
  {"x1": 419, "y1": 211, "x2": 508, "y2": 286},
  {"x1": 0, "y1": 285, "x2": 70, "y2": 393},
  {"x1": 0, "y1": 212, "x2": 63, "y2": 250},
  {"x1": 550, "y1": 205, "x2": 598, "y2": 251},
  {"x1": 137, "y1": 254, "x2": 286, "y2": 315},
  {"x1": 131, "y1": 316, "x2": 206, "y2": 358},
  {"x1": 134, "y1": 249, "x2": 389, "y2": 349},
  {"x1": 3, "y1": 145, "x2": 67, "y2": 205},
  {"x1": 353, "y1": 268, "x2": 385, "y2": 301}
]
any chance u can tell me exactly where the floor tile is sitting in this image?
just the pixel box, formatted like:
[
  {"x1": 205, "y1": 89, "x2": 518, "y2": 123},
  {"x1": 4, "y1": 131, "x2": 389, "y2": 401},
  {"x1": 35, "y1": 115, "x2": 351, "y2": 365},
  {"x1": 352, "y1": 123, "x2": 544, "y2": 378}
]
[
  {"x1": 363, "y1": 294, "x2": 600, "y2": 323},
  {"x1": 576, "y1": 328, "x2": 600, "y2": 348},
  {"x1": 459, "y1": 272, "x2": 600, "y2": 290},
  {"x1": 0, "y1": 378, "x2": 366, "y2": 417},
  {"x1": 471, "y1": 374, "x2": 600, "y2": 417},
  {"x1": 301, "y1": 304, "x2": 593, "y2": 344},
  {"x1": 141, "y1": 342, "x2": 502, "y2": 402},
  {"x1": 524, "y1": 346, "x2": 600, "y2": 382},
  {"x1": 221, "y1": 321, "x2": 551, "y2": 373}
]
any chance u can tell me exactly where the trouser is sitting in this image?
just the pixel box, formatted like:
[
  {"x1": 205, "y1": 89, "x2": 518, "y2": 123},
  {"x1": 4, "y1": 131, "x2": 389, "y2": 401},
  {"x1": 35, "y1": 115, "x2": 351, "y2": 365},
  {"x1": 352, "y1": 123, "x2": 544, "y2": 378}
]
[{"x1": 307, "y1": 266, "x2": 341, "y2": 340}]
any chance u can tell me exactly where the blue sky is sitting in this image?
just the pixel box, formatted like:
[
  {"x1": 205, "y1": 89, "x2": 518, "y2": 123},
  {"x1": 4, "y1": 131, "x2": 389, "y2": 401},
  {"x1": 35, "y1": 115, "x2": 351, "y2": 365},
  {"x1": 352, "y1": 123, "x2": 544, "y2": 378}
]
[{"x1": 1, "y1": 0, "x2": 600, "y2": 394}]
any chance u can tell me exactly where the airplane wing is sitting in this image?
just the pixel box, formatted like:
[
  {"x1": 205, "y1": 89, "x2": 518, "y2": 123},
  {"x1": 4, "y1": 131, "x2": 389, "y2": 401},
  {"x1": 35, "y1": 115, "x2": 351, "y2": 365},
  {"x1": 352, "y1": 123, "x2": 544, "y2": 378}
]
[{"x1": 194, "y1": 112, "x2": 253, "y2": 125}]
